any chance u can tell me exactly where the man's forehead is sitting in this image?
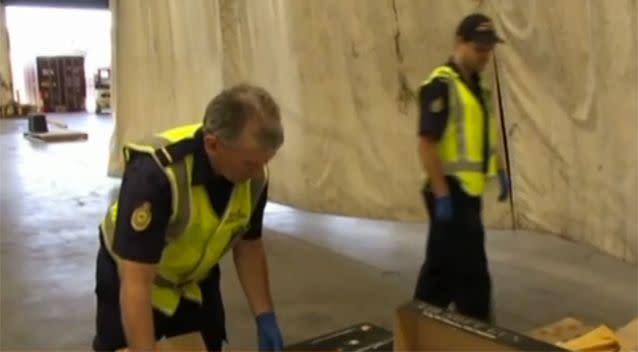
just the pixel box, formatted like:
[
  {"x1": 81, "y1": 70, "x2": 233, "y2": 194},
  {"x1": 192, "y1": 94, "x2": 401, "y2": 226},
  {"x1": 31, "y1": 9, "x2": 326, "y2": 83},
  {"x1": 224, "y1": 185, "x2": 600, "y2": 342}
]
[
  {"x1": 472, "y1": 41, "x2": 496, "y2": 51},
  {"x1": 230, "y1": 134, "x2": 273, "y2": 157},
  {"x1": 235, "y1": 128, "x2": 262, "y2": 150}
]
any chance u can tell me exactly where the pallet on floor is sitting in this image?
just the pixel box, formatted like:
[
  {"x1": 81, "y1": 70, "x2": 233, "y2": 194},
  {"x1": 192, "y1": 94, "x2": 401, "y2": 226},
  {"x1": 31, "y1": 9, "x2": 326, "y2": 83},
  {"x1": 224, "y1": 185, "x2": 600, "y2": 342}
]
[{"x1": 23, "y1": 130, "x2": 88, "y2": 142}]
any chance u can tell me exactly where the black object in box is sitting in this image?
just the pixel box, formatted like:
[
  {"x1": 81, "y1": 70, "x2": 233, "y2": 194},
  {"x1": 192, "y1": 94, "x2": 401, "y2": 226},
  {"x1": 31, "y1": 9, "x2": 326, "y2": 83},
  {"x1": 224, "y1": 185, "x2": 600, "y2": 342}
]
[{"x1": 285, "y1": 322, "x2": 393, "y2": 351}]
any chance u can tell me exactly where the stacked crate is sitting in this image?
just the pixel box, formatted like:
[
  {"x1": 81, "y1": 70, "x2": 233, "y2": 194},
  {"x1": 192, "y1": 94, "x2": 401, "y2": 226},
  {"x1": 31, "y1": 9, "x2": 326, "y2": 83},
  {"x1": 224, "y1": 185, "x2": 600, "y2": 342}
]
[{"x1": 36, "y1": 56, "x2": 86, "y2": 113}]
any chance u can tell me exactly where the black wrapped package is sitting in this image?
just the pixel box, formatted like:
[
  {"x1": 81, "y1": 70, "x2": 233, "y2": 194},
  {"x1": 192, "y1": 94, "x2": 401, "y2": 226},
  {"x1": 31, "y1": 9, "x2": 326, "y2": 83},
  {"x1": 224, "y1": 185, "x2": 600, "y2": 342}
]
[{"x1": 285, "y1": 323, "x2": 393, "y2": 351}]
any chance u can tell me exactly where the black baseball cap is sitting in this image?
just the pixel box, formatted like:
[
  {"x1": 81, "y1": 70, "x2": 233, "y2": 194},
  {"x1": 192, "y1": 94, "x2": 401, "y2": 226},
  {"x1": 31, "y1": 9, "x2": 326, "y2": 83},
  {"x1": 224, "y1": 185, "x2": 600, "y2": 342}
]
[{"x1": 456, "y1": 13, "x2": 504, "y2": 45}]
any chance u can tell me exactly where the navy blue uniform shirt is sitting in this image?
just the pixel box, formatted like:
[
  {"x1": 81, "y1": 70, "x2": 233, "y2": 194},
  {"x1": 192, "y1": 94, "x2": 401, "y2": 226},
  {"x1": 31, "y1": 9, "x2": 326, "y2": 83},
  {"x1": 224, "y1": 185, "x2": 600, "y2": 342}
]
[{"x1": 112, "y1": 128, "x2": 268, "y2": 264}]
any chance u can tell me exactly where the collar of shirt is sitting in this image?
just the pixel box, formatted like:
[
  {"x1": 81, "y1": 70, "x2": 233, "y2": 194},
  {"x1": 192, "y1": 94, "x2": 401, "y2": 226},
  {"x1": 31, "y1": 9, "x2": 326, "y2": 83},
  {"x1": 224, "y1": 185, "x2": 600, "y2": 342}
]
[
  {"x1": 190, "y1": 128, "x2": 229, "y2": 186},
  {"x1": 445, "y1": 57, "x2": 481, "y2": 86}
]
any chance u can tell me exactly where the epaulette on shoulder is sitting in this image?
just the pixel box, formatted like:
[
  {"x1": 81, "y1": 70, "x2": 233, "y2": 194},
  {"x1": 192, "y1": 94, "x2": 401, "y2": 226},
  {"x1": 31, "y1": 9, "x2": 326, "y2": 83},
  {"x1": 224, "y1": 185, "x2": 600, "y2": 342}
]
[{"x1": 153, "y1": 139, "x2": 194, "y2": 168}]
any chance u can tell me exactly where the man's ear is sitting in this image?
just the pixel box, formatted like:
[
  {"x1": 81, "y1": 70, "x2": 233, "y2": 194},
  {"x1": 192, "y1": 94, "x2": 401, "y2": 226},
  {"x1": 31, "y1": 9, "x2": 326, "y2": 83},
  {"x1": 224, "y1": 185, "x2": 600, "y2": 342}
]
[{"x1": 203, "y1": 133, "x2": 219, "y2": 154}]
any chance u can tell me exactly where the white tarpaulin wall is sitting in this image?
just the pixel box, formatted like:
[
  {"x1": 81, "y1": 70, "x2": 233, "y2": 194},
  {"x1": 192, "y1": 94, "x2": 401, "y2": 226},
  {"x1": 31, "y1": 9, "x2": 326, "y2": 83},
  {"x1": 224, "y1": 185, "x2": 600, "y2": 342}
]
[
  {"x1": 107, "y1": 0, "x2": 225, "y2": 175},
  {"x1": 108, "y1": 0, "x2": 637, "y2": 263},
  {"x1": 484, "y1": 0, "x2": 638, "y2": 262}
]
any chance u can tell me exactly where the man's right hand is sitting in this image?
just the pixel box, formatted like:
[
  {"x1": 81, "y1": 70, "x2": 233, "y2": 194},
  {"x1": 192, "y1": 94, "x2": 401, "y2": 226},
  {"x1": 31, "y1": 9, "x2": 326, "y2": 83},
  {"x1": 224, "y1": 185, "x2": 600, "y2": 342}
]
[
  {"x1": 419, "y1": 136, "x2": 453, "y2": 222},
  {"x1": 434, "y1": 194, "x2": 453, "y2": 221}
]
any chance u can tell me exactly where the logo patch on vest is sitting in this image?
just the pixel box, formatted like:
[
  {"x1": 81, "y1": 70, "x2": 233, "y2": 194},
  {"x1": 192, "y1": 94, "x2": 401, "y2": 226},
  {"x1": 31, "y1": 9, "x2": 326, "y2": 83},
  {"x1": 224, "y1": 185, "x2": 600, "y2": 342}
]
[
  {"x1": 430, "y1": 96, "x2": 445, "y2": 113},
  {"x1": 131, "y1": 202, "x2": 152, "y2": 232}
]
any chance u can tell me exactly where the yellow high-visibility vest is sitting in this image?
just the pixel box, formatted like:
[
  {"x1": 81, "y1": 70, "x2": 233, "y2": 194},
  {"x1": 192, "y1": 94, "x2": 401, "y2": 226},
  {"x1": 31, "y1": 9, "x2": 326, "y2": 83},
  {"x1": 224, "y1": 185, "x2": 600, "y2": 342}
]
[
  {"x1": 421, "y1": 65, "x2": 500, "y2": 196},
  {"x1": 100, "y1": 123, "x2": 267, "y2": 316}
]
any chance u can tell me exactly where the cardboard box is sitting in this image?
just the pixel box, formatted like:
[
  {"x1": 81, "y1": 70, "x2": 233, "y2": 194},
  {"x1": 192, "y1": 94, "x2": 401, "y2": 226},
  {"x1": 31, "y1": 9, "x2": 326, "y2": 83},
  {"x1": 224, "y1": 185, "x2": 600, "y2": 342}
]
[
  {"x1": 117, "y1": 332, "x2": 206, "y2": 352},
  {"x1": 285, "y1": 322, "x2": 393, "y2": 351},
  {"x1": 394, "y1": 300, "x2": 569, "y2": 351}
]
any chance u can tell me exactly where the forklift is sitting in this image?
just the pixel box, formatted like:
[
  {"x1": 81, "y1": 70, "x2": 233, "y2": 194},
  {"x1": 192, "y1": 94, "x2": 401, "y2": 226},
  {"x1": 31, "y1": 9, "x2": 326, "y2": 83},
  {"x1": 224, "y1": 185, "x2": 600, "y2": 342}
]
[{"x1": 94, "y1": 67, "x2": 111, "y2": 114}]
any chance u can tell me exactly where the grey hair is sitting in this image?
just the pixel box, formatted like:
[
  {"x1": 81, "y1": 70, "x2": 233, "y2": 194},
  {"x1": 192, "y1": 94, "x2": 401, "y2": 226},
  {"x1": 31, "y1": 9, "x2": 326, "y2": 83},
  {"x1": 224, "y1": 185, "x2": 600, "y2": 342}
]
[{"x1": 202, "y1": 83, "x2": 284, "y2": 150}]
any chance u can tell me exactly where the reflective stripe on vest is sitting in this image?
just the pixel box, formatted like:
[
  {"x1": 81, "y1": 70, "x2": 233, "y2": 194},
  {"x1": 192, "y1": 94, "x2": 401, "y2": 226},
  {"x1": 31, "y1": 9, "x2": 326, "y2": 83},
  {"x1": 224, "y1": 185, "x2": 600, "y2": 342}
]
[
  {"x1": 99, "y1": 123, "x2": 267, "y2": 316},
  {"x1": 421, "y1": 66, "x2": 499, "y2": 196}
]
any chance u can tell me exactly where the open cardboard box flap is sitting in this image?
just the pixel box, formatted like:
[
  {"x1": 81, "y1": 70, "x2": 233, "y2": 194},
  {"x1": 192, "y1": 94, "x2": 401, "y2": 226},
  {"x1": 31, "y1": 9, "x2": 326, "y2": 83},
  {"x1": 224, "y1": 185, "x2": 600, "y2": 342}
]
[{"x1": 616, "y1": 318, "x2": 638, "y2": 351}]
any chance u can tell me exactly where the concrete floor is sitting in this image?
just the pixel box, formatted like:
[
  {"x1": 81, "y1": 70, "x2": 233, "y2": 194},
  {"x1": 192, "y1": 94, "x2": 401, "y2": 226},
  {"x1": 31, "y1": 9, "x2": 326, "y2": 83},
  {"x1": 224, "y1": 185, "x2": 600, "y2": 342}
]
[{"x1": 0, "y1": 113, "x2": 636, "y2": 350}]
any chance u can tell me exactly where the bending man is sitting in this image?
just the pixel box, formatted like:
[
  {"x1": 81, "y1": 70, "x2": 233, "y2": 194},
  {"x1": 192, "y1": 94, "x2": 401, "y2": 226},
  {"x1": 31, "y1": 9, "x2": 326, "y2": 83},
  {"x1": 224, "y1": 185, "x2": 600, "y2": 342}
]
[{"x1": 92, "y1": 83, "x2": 285, "y2": 351}]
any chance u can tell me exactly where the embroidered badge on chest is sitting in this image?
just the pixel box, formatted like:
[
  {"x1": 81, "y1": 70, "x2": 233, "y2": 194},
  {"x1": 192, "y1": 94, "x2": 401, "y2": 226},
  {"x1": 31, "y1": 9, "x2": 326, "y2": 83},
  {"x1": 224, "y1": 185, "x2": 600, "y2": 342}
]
[{"x1": 131, "y1": 201, "x2": 152, "y2": 232}]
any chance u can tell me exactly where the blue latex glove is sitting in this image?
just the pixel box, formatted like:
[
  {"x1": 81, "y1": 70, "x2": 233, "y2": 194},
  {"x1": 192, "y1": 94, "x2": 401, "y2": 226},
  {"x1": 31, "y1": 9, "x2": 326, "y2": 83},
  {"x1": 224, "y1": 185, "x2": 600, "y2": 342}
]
[
  {"x1": 256, "y1": 312, "x2": 284, "y2": 351},
  {"x1": 497, "y1": 169, "x2": 510, "y2": 202},
  {"x1": 435, "y1": 194, "x2": 453, "y2": 221}
]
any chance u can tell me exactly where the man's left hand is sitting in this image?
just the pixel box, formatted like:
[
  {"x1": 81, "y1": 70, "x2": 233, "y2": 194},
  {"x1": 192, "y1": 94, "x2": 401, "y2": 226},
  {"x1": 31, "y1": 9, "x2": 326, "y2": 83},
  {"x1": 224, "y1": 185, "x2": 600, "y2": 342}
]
[
  {"x1": 256, "y1": 312, "x2": 284, "y2": 351},
  {"x1": 497, "y1": 169, "x2": 510, "y2": 202}
]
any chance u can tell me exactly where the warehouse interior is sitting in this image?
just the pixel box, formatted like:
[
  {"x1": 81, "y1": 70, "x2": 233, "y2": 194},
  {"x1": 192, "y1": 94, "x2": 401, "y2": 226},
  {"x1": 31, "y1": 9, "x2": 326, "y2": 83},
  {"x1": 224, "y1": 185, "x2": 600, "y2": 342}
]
[
  {"x1": 3, "y1": 4, "x2": 110, "y2": 113},
  {"x1": 0, "y1": 0, "x2": 637, "y2": 351}
]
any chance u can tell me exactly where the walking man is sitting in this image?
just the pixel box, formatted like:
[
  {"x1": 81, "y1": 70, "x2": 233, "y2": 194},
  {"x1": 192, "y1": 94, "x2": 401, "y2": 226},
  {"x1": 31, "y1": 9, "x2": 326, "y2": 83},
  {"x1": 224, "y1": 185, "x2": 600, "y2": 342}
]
[{"x1": 414, "y1": 13, "x2": 511, "y2": 322}]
